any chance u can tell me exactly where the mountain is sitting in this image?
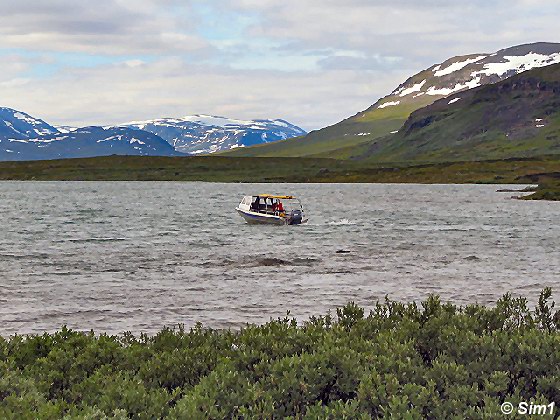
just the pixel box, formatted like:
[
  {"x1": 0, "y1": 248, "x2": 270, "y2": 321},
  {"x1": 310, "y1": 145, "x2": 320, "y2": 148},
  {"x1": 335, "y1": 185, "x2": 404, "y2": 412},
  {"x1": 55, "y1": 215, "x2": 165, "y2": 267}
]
[
  {"x1": 0, "y1": 116, "x2": 180, "y2": 161},
  {"x1": 0, "y1": 107, "x2": 59, "y2": 140},
  {"x1": 0, "y1": 108, "x2": 304, "y2": 160},
  {"x1": 355, "y1": 62, "x2": 560, "y2": 162},
  {"x1": 56, "y1": 125, "x2": 79, "y2": 133},
  {"x1": 225, "y1": 42, "x2": 560, "y2": 158},
  {"x1": 122, "y1": 114, "x2": 306, "y2": 154}
]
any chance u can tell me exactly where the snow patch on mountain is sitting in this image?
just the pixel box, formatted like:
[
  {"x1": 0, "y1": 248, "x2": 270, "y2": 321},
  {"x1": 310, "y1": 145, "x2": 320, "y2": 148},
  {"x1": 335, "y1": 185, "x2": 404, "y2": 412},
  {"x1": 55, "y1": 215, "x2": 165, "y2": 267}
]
[
  {"x1": 12, "y1": 112, "x2": 55, "y2": 135},
  {"x1": 434, "y1": 56, "x2": 487, "y2": 77},
  {"x1": 474, "y1": 52, "x2": 560, "y2": 77},
  {"x1": 378, "y1": 101, "x2": 400, "y2": 109},
  {"x1": 396, "y1": 80, "x2": 427, "y2": 97},
  {"x1": 426, "y1": 76, "x2": 482, "y2": 96},
  {"x1": 56, "y1": 126, "x2": 79, "y2": 133}
]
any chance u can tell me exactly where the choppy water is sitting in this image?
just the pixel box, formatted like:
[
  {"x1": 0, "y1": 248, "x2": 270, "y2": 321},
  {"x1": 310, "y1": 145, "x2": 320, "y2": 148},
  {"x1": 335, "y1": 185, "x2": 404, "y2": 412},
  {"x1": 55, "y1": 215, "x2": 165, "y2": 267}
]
[{"x1": 0, "y1": 181, "x2": 558, "y2": 336}]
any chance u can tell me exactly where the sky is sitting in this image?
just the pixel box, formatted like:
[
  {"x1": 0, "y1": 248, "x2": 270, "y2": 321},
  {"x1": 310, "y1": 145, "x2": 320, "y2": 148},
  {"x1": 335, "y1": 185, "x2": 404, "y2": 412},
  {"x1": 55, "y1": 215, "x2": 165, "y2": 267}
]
[{"x1": 1, "y1": 0, "x2": 559, "y2": 131}]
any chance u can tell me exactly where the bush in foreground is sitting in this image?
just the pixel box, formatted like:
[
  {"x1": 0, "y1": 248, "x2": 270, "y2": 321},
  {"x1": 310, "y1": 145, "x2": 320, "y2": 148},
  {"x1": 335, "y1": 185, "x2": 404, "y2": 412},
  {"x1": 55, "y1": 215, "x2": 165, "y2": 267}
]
[{"x1": 1, "y1": 289, "x2": 559, "y2": 419}]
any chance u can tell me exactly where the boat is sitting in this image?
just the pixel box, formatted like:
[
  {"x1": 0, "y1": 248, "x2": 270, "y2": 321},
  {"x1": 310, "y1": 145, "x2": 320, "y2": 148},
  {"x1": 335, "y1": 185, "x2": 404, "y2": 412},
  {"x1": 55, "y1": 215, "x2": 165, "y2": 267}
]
[{"x1": 236, "y1": 194, "x2": 307, "y2": 225}]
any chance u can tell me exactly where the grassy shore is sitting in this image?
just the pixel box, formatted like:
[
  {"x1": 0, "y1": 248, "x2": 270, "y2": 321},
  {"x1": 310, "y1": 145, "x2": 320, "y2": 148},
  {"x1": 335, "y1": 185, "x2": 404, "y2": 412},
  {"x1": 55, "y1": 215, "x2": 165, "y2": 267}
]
[
  {"x1": 1, "y1": 290, "x2": 559, "y2": 418},
  {"x1": 522, "y1": 180, "x2": 560, "y2": 201},
  {"x1": 0, "y1": 154, "x2": 560, "y2": 185}
]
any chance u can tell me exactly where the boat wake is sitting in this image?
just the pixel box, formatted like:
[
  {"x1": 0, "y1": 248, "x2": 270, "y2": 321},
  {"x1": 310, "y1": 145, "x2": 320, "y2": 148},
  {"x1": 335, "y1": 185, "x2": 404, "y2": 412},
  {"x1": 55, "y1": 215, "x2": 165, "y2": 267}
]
[{"x1": 327, "y1": 219, "x2": 356, "y2": 226}]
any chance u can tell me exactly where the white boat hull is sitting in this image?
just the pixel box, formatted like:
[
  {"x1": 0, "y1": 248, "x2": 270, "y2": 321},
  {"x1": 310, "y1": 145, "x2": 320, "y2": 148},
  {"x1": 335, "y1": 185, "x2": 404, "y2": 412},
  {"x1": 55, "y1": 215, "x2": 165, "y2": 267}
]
[{"x1": 236, "y1": 208, "x2": 286, "y2": 225}]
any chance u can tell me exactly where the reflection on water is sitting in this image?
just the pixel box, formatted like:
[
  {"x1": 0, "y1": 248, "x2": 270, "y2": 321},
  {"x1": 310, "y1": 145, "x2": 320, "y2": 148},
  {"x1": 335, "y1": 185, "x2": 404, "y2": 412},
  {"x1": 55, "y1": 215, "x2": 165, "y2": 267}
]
[{"x1": 0, "y1": 181, "x2": 558, "y2": 335}]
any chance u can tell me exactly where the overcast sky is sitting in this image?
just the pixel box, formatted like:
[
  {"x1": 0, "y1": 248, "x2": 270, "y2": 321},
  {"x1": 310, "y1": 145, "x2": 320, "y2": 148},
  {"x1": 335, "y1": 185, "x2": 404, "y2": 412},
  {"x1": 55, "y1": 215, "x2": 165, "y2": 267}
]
[{"x1": 1, "y1": 0, "x2": 559, "y2": 130}]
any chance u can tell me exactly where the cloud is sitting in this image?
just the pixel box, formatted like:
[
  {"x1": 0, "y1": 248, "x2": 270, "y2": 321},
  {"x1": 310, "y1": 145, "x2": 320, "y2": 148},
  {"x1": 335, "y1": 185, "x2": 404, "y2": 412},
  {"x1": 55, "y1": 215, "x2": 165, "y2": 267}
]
[
  {"x1": 0, "y1": 0, "x2": 209, "y2": 55},
  {"x1": 0, "y1": 55, "x2": 31, "y2": 81},
  {"x1": 318, "y1": 54, "x2": 403, "y2": 71},
  {"x1": 220, "y1": 0, "x2": 560, "y2": 64},
  {"x1": 0, "y1": 53, "x2": 55, "y2": 85},
  {"x1": 0, "y1": 57, "x2": 407, "y2": 131},
  {"x1": 0, "y1": 0, "x2": 559, "y2": 130}
]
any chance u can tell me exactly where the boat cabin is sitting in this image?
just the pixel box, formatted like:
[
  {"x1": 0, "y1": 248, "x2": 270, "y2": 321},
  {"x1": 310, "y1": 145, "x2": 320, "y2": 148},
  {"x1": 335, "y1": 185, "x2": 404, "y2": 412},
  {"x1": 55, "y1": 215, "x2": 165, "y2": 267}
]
[{"x1": 239, "y1": 194, "x2": 291, "y2": 215}]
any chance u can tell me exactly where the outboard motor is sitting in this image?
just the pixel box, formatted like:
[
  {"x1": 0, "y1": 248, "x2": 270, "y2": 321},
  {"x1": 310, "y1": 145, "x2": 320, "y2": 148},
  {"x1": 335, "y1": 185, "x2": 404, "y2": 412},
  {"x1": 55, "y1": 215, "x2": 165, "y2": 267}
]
[{"x1": 287, "y1": 209, "x2": 303, "y2": 225}]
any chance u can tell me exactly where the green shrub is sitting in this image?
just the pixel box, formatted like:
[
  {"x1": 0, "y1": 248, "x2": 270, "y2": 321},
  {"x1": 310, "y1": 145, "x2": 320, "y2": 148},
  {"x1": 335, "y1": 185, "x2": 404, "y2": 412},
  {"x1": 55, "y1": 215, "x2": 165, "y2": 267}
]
[{"x1": 0, "y1": 290, "x2": 558, "y2": 418}]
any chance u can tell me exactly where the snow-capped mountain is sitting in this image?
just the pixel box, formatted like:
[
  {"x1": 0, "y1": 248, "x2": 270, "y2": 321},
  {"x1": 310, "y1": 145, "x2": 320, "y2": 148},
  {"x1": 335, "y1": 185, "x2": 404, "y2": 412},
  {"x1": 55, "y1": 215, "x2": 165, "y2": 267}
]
[
  {"x1": 122, "y1": 114, "x2": 306, "y2": 154},
  {"x1": 374, "y1": 42, "x2": 560, "y2": 110},
  {"x1": 0, "y1": 109, "x2": 181, "y2": 161},
  {"x1": 357, "y1": 62, "x2": 560, "y2": 162},
  {"x1": 0, "y1": 107, "x2": 59, "y2": 140},
  {"x1": 225, "y1": 42, "x2": 560, "y2": 158},
  {"x1": 0, "y1": 107, "x2": 304, "y2": 160}
]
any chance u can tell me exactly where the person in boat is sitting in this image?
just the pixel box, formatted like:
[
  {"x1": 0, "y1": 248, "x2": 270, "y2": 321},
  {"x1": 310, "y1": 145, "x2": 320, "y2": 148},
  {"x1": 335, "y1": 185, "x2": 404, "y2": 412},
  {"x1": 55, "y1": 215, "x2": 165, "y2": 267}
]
[
  {"x1": 271, "y1": 199, "x2": 284, "y2": 215},
  {"x1": 251, "y1": 196, "x2": 260, "y2": 212}
]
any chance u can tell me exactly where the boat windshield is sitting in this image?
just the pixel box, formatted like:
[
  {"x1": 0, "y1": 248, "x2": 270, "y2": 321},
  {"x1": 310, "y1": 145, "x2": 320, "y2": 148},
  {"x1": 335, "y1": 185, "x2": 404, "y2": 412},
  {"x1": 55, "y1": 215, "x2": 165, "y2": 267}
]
[{"x1": 250, "y1": 195, "x2": 302, "y2": 215}]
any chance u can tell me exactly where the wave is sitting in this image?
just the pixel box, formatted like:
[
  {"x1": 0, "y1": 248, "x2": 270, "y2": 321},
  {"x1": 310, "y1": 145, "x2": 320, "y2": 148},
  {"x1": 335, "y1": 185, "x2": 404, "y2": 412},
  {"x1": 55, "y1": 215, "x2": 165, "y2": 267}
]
[
  {"x1": 327, "y1": 219, "x2": 356, "y2": 226},
  {"x1": 67, "y1": 237, "x2": 128, "y2": 243},
  {"x1": 201, "y1": 256, "x2": 321, "y2": 268}
]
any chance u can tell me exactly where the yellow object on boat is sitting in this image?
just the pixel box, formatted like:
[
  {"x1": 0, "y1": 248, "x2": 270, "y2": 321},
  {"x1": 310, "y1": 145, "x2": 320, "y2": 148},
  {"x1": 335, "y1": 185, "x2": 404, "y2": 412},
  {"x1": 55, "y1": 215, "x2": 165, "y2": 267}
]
[{"x1": 258, "y1": 194, "x2": 294, "y2": 199}]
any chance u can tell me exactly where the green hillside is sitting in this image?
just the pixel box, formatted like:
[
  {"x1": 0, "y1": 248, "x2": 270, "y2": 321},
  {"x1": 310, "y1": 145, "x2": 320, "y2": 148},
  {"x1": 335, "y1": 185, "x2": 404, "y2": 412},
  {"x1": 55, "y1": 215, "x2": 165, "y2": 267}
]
[
  {"x1": 225, "y1": 43, "x2": 560, "y2": 159},
  {"x1": 223, "y1": 52, "x2": 493, "y2": 159},
  {"x1": 223, "y1": 91, "x2": 432, "y2": 158},
  {"x1": 223, "y1": 56, "x2": 442, "y2": 158},
  {"x1": 356, "y1": 63, "x2": 560, "y2": 163}
]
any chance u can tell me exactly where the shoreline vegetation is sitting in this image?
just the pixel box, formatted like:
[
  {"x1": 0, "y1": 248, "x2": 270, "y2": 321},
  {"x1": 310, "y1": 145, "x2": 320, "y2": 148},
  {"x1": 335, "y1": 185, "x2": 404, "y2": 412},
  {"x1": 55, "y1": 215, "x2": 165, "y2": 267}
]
[
  {"x1": 0, "y1": 154, "x2": 558, "y2": 200},
  {"x1": 521, "y1": 180, "x2": 560, "y2": 201},
  {"x1": 0, "y1": 154, "x2": 557, "y2": 180},
  {"x1": 1, "y1": 290, "x2": 559, "y2": 418}
]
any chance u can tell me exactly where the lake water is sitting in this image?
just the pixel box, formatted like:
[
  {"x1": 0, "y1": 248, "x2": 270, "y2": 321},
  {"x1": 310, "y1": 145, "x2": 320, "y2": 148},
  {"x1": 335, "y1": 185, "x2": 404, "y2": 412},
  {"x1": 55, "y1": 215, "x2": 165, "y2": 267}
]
[{"x1": 0, "y1": 182, "x2": 558, "y2": 336}]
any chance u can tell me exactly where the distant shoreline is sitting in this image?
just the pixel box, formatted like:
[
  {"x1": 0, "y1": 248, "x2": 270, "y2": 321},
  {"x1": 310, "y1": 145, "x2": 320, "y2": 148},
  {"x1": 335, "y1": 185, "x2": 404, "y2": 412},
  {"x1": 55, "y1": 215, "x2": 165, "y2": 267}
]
[{"x1": 0, "y1": 155, "x2": 558, "y2": 200}]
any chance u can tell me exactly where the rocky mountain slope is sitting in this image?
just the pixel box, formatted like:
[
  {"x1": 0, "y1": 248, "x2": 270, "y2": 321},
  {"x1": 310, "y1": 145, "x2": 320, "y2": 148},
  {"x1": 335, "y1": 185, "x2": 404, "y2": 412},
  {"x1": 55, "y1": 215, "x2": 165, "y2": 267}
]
[
  {"x1": 0, "y1": 110, "x2": 180, "y2": 161},
  {"x1": 122, "y1": 115, "x2": 306, "y2": 155},
  {"x1": 0, "y1": 107, "x2": 59, "y2": 140},
  {"x1": 0, "y1": 108, "x2": 305, "y2": 160},
  {"x1": 226, "y1": 42, "x2": 560, "y2": 158},
  {"x1": 357, "y1": 62, "x2": 560, "y2": 162}
]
